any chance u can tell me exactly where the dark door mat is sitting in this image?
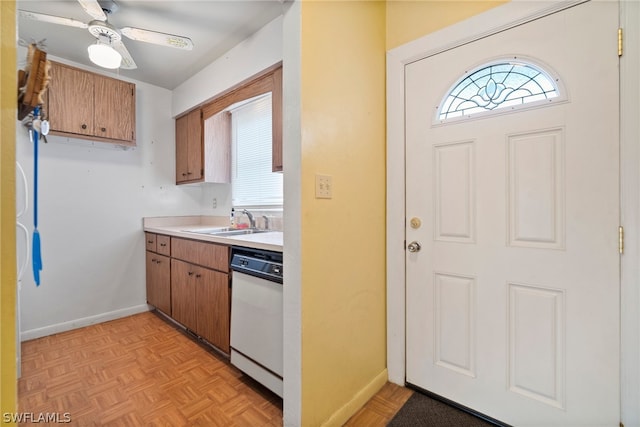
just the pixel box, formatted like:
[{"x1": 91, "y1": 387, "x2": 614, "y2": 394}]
[{"x1": 387, "y1": 392, "x2": 497, "y2": 427}]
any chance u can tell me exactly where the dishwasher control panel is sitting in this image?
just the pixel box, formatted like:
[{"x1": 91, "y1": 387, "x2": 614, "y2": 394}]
[{"x1": 230, "y1": 246, "x2": 283, "y2": 284}]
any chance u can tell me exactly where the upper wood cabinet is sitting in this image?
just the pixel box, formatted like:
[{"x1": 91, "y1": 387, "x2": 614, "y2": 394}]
[
  {"x1": 175, "y1": 63, "x2": 283, "y2": 185},
  {"x1": 47, "y1": 61, "x2": 136, "y2": 146},
  {"x1": 175, "y1": 109, "x2": 203, "y2": 183},
  {"x1": 176, "y1": 108, "x2": 230, "y2": 185}
]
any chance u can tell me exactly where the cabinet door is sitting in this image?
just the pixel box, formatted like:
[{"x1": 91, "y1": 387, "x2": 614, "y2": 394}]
[
  {"x1": 195, "y1": 266, "x2": 230, "y2": 353},
  {"x1": 186, "y1": 109, "x2": 203, "y2": 181},
  {"x1": 94, "y1": 74, "x2": 135, "y2": 143},
  {"x1": 146, "y1": 252, "x2": 171, "y2": 315},
  {"x1": 48, "y1": 62, "x2": 94, "y2": 137},
  {"x1": 171, "y1": 259, "x2": 197, "y2": 331},
  {"x1": 146, "y1": 251, "x2": 156, "y2": 306},
  {"x1": 176, "y1": 109, "x2": 203, "y2": 183},
  {"x1": 175, "y1": 113, "x2": 189, "y2": 182}
]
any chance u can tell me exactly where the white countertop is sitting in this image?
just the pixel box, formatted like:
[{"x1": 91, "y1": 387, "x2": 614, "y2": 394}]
[{"x1": 143, "y1": 216, "x2": 283, "y2": 252}]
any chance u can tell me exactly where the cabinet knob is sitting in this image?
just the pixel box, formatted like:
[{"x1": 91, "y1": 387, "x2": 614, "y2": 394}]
[
  {"x1": 195, "y1": 274, "x2": 201, "y2": 278},
  {"x1": 156, "y1": 260, "x2": 161, "y2": 264},
  {"x1": 188, "y1": 271, "x2": 194, "y2": 276},
  {"x1": 187, "y1": 172, "x2": 193, "y2": 175},
  {"x1": 101, "y1": 127, "x2": 106, "y2": 132},
  {"x1": 151, "y1": 258, "x2": 157, "y2": 262},
  {"x1": 81, "y1": 124, "x2": 87, "y2": 130},
  {"x1": 182, "y1": 173, "x2": 187, "y2": 177},
  {"x1": 160, "y1": 243, "x2": 166, "y2": 247},
  {"x1": 147, "y1": 240, "x2": 153, "y2": 244}
]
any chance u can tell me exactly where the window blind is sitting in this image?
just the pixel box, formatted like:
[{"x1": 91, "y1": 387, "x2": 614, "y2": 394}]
[{"x1": 231, "y1": 93, "x2": 283, "y2": 207}]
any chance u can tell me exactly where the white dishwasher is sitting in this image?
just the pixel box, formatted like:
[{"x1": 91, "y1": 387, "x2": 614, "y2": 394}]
[{"x1": 230, "y1": 246, "x2": 283, "y2": 397}]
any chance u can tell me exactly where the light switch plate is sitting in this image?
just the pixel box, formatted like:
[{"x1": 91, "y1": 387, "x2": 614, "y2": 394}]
[{"x1": 315, "y1": 174, "x2": 332, "y2": 199}]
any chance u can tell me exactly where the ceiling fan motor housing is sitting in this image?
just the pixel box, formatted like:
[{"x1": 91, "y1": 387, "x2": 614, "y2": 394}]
[{"x1": 88, "y1": 20, "x2": 121, "y2": 42}]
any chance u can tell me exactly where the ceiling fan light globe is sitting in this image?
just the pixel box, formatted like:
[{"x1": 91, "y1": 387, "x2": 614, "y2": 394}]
[{"x1": 88, "y1": 42, "x2": 122, "y2": 69}]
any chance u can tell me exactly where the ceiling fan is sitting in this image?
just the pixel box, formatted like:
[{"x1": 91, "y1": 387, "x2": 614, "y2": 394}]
[{"x1": 18, "y1": 0, "x2": 194, "y2": 70}]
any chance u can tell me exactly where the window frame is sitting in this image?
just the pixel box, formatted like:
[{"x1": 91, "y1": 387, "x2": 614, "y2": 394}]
[{"x1": 229, "y1": 92, "x2": 283, "y2": 208}]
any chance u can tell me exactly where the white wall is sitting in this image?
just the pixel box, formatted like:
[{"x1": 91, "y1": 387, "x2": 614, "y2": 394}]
[
  {"x1": 281, "y1": 1, "x2": 301, "y2": 425},
  {"x1": 172, "y1": 15, "x2": 283, "y2": 117},
  {"x1": 16, "y1": 56, "x2": 212, "y2": 339}
]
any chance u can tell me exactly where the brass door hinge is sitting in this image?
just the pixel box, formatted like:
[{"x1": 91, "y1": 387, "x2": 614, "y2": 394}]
[
  {"x1": 618, "y1": 28, "x2": 623, "y2": 57},
  {"x1": 619, "y1": 226, "x2": 624, "y2": 254}
]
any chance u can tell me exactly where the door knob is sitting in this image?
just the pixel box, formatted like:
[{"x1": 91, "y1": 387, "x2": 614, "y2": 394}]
[{"x1": 407, "y1": 241, "x2": 422, "y2": 253}]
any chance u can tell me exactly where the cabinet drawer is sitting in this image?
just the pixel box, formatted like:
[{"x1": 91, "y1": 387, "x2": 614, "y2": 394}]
[
  {"x1": 156, "y1": 235, "x2": 171, "y2": 256},
  {"x1": 145, "y1": 233, "x2": 156, "y2": 252},
  {"x1": 171, "y1": 237, "x2": 229, "y2": 272}
]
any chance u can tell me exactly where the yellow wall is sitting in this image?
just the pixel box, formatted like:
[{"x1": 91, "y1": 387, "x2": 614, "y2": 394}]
[
  {"x1": 386, "y1": 0, "x2": 506, "y2": 50},
  {"x1": 0, "y1": 0, "x2": 18, "y2": 422},
  {"x1": 295, "y1": 1, "x2": 509, "y2": 425},
  {"x1": 299, "y1": 1, "x2": 387, "y2": 425}
]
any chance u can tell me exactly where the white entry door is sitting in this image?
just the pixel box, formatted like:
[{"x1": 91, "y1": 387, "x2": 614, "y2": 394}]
[{"x1": 405, "y1": 2, "x2": 620, "y2": 426}]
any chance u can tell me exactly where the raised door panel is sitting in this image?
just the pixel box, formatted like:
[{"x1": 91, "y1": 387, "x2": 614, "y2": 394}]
[
  {"x1": 170, "y1": 259, "x2": 197, "y2": 331},
  {"x1": 94, "y1": 74, "x2": 135, "y2": 144},
  {"x1": 196, "y1": 266, "x2": 230, "y2": 353},
  {"x1": 48, "y1": 62, "x2": 94, "y2": 137}
]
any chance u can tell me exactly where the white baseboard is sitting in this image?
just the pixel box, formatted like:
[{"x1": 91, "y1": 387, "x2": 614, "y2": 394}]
[{"x1": 21, "y1": 304, "x2": 151, "y2": 341}]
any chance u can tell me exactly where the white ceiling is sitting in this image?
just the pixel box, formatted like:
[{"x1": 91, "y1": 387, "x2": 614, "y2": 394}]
[{"x1": 17, "y1": 0, "x2": 285, "y2": 89}]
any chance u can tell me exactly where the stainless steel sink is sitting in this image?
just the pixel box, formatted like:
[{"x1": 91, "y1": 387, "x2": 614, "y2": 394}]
[
  {"x1": 211, "y1": 229, "x2": 269, "y2": 237},
  {"x1": 182, "y1": 227, "x2": 231, "y2": 234},
  {"x1": 183, "y1": 227, "x2": 268, "y2": 236}
]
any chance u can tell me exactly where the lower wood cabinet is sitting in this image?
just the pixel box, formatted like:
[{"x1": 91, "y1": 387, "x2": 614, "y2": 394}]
[
  {"x1": 170, "y1": 258, "x2": 230, "y2": 354},
  {"x1": 195, "y1": 265, "x2": 230, "y2": 353},
  {"x1": 145, "y1": 233, "x2": 231, "y2": 355},
  {"x1": 170, "y1": 258, "x2": 197, "y2": 331},
  {"x1": 145, "y1": 252, "x2": 171, "y2": 315}
]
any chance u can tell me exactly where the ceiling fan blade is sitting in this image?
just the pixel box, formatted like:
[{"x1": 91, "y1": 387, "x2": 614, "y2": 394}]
[
  {"x1": 121, "y1": 27, "x2": 193, "y2": 51},
  {"x1": 18, "y1": 10, "x2": 88, "y2": 29},
  {"x1": 77, "y1": 0, "x2": 107, "y2": 21},
  {"x1": 111, "y1": 40, "x2": 137, "y2": 70}
]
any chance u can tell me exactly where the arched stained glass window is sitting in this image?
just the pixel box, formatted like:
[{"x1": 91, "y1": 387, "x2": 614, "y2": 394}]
[{"x1": 437, "y1": 59, "x2": 562, "y2": 122}]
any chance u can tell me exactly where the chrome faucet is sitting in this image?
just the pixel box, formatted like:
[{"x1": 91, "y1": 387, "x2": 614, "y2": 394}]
[
  {"x1": 262, "y1": 215, "x2": 270, "y2": 230},
  {"x1": 242, "y1": 209, "x2": 256, "y2": 229}
]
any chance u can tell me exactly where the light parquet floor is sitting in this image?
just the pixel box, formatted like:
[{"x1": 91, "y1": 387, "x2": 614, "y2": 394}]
[
  {"x1": 344, "y1": 383, "x2": 413, "y2": 426},
  {"x1": 18, "y1": 311, "x2": 411, "y2": 426},
  {"x1": 18, "y1": 311, "x2": 283, "y2": 426}
]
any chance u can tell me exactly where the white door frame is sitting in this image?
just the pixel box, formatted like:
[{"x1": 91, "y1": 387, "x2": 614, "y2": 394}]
[{"x1": 386, "y1": 0, "x2": 640, "y2": 424}]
